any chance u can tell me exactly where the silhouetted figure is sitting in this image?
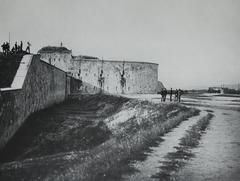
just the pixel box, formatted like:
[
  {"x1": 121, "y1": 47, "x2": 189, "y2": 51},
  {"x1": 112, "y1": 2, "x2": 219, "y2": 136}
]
[
  {"x1": 6, "y1": 42, "x2": 10, "y2": 53},
  {"x1": 178, "y1": 89, "x2": 183, "y2": 102},
  {"x1": 164, "y1": 88, "x2": 168, "y2": 102},
  {"x1": 11, "y1": 46, "x2": 15, "y2": 53},
  {"x1": 20, "y1": 41, "x2": 23, "y2": 51},
  {"x1": 2, "y1": 42, "x2": 10, "y2": 54},
  {"x1": 170, "y1": 88, "x2": 173, "y2": 102},
  {"x1": 6, "y1": 42, "x2": 9, "y2": 52},
  {"x1": 18, "y1": 45, "x2": 21, "y2": 52},
  {"x1": 161, "y1": 88, "x2": 167, "y2": 102},
  {"x1": 175, "y1": 89, "x2": 178, "y2": 102},
  {"x1": 160, "y1": 89, "x2": 164, "y2": 102},
  {"x1": 26, "y1": 41, "x2": 31, "y2": 53},
  {"x1": 1, "y1": 42, "x2": 6, "y2": 54},
  {"x1": 14, "y1": 42, "x2": 18, "y2": 53}
]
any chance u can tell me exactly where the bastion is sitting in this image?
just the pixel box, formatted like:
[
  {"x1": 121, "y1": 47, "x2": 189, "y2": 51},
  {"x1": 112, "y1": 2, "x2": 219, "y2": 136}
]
[{"x1": 38, "y1": 46, "x2": 161, "y2": 94}]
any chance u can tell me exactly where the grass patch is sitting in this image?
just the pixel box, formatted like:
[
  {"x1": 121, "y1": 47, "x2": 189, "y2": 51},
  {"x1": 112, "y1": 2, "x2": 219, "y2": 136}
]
[
  {"x1": 153, "y1": 113, "x2": 214, "y2": 180},
  {"x1": 180, "y1": 113, "x2": 213, "y2": 147}
]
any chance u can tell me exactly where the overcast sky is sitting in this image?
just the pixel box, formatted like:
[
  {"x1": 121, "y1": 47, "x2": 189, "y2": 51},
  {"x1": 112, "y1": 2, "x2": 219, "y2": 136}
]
[{"x1": 0, "y1": 0, "x2": 239, "y2": 89}]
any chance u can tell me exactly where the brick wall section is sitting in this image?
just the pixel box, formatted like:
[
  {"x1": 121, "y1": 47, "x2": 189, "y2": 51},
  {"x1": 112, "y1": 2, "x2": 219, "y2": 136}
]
[{"x1": 0, "y1": 55, "x2": 80, "y2": 150}]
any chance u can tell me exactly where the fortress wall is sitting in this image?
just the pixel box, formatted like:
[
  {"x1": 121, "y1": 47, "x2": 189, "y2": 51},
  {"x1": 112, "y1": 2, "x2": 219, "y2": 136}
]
[
  {"x1": 39, "y1": 52, "x2": 72, "y2": 72},
  {"x1": 72, "y1": 59, "x2": 158, "y2": 94},
  {"x1": 0, "y1": 55, "x2": 79, "y2": 150}
]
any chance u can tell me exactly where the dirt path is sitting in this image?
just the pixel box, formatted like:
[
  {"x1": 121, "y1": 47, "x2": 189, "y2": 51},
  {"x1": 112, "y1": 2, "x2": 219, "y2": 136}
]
[
  {"x1": 118, "y1": 93, "x2": 240, "y2": 181},
  {"x1": 121, "y1": 110, "x2": 207, "y2": 181},
  {"x1": 173, "y1": 107, "x2": 240, "y2": 181}
]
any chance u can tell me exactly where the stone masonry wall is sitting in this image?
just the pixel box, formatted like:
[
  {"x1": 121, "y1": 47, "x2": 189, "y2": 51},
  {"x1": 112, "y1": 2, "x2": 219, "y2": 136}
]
[
  {"x1": 72, "y1": 59, "x2": 159, "y2": 94},
  {"x1": 39, "y1": 52, "x2": 72, "y2": 72},
  {"x1": 0, "y1": 55, "x2": 79, "y2": 150}
]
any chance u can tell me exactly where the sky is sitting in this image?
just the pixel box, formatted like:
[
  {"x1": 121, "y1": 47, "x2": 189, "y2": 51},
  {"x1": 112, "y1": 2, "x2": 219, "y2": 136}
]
[{"x1": 0, "y1": 0, "x2": 240, "y2": 89}]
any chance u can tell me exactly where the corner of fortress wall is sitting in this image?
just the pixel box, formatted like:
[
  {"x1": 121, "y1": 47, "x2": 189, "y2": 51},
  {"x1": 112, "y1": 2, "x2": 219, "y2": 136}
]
[
  {"x1": 0, "y1": 54, "x2": 81, "y2": 150},
  {"x1": 39, "y1": 50, "x2": 160, "y2": 94}
]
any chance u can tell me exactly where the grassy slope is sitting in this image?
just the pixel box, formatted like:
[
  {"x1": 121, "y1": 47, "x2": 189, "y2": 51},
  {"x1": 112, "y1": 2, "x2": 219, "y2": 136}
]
[
  {"x1": 47, "y1": 100, "x2": 199, "y2": 181},
  {"x1": 0, "y1": 96, "x2": 199, "y2": 181},
  {"x1": 0, "y1": 94, "x2": 129, "y2": 163}
]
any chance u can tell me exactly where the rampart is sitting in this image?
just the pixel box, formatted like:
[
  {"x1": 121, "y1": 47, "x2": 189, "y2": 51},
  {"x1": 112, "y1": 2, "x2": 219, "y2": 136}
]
[
  {"x1": 0, "y1": 46, "x2": 161, "y2": 150},
  {"x1": 0, "y1": 54, "x2": 80, "y2": 150},
  {"x1": 72, "y1": 59, "x2": 159, "y2": 94},
  {"x1": 38, "y1": 46, "x2": 160, "y2": 94}
]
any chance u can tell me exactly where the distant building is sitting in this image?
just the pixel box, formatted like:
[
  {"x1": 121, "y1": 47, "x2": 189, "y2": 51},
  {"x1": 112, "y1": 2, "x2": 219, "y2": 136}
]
[{"x1": 208, "y1": 87, "x2": 223, "y2": 94}]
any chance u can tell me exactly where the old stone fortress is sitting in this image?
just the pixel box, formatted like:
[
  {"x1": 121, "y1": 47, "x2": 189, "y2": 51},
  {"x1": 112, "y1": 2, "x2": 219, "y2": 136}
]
[
  {"x1": 0, "y1": 45, "x2": 162, "y2": 150},
  {"x1": 38, "y1": 46, "x2": 161, "y2": 94}
]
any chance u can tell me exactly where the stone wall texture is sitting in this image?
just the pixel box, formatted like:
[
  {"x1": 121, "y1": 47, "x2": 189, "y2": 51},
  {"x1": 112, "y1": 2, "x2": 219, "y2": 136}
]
[
  {"x1": 72, "y1": 59, "x2": 159, "y2": 94},
  {"x1": 0, "y1": 55, "x2": 80, "y2": 150},
  {"x1": 37, "y1": 49, "x2": 159, "y2": 94},
  {"x1": 39, "y1": 52, "x2": 72, "y2": 72}
]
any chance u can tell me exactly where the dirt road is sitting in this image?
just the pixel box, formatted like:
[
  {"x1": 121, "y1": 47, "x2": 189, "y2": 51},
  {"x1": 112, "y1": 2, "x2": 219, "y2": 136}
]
[
  {"x1": 174, "y1": 94, "x2": 240, "y2": 181},
  {"x1": 118, "y1": 93, "x2": 240, "y2": 181},
  {"x1": 1, "y1": 93, "x2": 239, "y2": 181}
]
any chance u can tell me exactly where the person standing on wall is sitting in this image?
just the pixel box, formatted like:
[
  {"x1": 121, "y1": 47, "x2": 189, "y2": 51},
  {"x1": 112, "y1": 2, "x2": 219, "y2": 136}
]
[
  {"x1": 20, "y1": 41, "x2": 23, "y2": 52},
  {"x1": 1, "y1": 42, "x2": 6, "y2": 54},
  {"x1": 14, "y1": 42, "x2": 18, "y2": 53},
  {"x1": 26, "y1": 41, "x2": 31, "y2": 53},
  {"x1": 6, "y1": 42, "x2": 10, "y2": 53}
]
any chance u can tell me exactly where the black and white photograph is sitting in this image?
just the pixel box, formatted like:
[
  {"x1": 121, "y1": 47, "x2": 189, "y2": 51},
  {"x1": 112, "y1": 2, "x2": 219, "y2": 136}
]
[{"x1": 0, "y1": 0, "x2": 240, "y2": 180}]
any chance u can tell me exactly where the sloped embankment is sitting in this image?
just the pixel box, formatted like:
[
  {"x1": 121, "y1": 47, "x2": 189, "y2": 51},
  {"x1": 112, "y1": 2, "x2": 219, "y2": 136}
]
[
  {"x1": 46, "y1": 99, "x2": 198, "y2": 181},
  {"x1": 0, "y1": 94, "x2": 128, "y2": 163},
  {"x1": 0, "y1": 95, "x2": 199, "y2": 181}
]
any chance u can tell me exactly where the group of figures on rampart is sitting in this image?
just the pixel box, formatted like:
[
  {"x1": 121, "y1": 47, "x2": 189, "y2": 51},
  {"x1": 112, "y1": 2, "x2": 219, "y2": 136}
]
[{"x1": 1, "y1": 41, "x2": 31, "y2": 55}]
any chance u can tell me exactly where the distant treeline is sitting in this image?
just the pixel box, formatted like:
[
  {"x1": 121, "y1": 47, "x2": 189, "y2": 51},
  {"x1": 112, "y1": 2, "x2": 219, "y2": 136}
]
[
  {"x1": 208, "y1": 87, "x2": 240, "y2": 94},
  {"x1": 222, "y1": 88, "x2": 240, "y2": 94}
]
